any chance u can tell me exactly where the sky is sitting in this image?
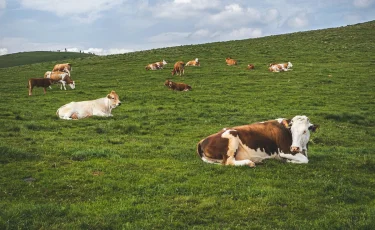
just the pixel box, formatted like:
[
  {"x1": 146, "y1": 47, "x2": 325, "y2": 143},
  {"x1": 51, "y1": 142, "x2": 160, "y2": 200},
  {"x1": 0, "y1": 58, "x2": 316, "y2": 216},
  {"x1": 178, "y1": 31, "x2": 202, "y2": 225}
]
[{"x1": 0, "y1": 0, "x2": 374, "y2": 56}]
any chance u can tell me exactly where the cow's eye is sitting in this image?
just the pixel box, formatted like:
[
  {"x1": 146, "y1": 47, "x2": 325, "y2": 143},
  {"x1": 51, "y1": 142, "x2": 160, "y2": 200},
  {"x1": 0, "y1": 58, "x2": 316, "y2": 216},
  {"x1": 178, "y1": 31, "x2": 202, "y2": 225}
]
[{"x1": 303, "y1": 130, "x2": 307, "y2": 134}]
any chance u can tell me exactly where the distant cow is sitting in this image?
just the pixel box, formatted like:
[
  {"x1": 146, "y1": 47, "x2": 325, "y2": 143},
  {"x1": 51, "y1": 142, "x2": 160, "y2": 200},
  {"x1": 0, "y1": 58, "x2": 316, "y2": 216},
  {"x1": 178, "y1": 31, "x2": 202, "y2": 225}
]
[
  {"x1": 226, "y1": 57, "x2": 237, "y2": 66},
  {"x1": 164, "y1": 80, "x2": 191, "y2": 91},
  {"x1": 45, "y1": 71, "x2": 75, "y2": 90},
  {"x1": 186, "y1": 58, "x2": 200, "y2": 66},
  {"x1": 269, "y1": 62, "x2": 293, "y2": 72},
  {"x1": 56, "y1": 91, "x2": 121, "y2": 120},
  {"x1": 145, "y1": 60, "x2": 167, "y2": 70},
  {"x1": 52, "y1": 63, "x2": 72, "y2": 75},
  {"x1": 171, "y1": 61, "x2": 185, "y2": 76},
  {"x1": 247, "y1": 64, "x2": 255, "y2": 70},
  {"x1": 197, "y1": 115, "x2": 318, "y2": 167},
  {"x1": 27, "y1": 78, "x2": 53, "y2": 96}
]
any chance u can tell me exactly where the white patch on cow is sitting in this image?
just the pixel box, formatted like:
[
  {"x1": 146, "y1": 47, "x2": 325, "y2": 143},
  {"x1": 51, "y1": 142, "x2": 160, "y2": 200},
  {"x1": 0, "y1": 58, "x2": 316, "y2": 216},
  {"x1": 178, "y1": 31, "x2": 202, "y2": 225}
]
[
  {"x1": 279, "y1": 153, "x2": 308, "y2": 164},
  {"x1": 238, "y1": 145, "x2": 280, "y2": 163},
  {"x1": 276, "y1": 118, "x2": 285, "y2": 123},
  {"x1": 290, "y1": 115, "x2": 311, "y2": 153}
]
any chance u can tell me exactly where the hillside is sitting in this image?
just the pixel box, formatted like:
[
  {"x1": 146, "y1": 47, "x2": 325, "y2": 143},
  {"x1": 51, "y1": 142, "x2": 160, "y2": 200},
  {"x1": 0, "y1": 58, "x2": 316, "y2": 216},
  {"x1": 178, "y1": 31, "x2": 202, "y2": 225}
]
[
  {"x1": 0, "y1": 51, "x2": 95, "y2": 68},
  {"x1": 0, "y1": 21, "x2": 374, "y2": 229}
]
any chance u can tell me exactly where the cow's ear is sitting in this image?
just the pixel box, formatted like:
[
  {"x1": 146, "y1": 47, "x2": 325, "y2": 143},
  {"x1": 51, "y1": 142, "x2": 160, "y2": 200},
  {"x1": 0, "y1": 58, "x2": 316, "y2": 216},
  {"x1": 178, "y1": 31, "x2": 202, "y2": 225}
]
[
  {"x1": 107, "y1": 94, "x2": 111, "y2": 99},
  {"x1": 282, "y1": 119, "x2": 291, "y2": 129},
  {"x1": 309, "y1": 124, "x2": 319, "y2": 132}
]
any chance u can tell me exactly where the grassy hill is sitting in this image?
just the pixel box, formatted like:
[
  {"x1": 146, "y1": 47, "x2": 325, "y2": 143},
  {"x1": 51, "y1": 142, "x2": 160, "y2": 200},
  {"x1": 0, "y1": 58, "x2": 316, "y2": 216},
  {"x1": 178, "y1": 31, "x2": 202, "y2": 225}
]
[
  {"x1": 0, "y1": 51, "x2": 95, "y2": 68},
  {"x1": 0, "y1": 21, "x2": 374, "y2": 229}
]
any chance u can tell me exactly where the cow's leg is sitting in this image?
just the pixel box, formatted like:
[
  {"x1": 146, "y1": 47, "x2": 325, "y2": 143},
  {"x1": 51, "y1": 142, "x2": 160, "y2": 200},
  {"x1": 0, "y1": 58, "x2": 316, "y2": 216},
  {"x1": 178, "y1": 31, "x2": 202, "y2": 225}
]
[
  {"x1": 221, "y1": 130, "x2": 255, "y2": 167},
  {"x1": 279, "y1": 153, "x2": 308, "y2": 164},
  {"x1": 29, "y1": 86, "x2": 33, "y2": 96},
  {"x1": 43, "y1": 87, "x2": 47, "y2": 94}
]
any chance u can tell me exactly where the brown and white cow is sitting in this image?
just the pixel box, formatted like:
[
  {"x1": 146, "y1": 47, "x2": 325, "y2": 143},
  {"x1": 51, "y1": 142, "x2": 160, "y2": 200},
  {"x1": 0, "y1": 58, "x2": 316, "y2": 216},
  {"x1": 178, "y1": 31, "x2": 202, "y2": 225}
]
[
  {"x1": 226, "y1": 57, "x2": 237, "y2": 66},
  {"x1": 171, "y1": 61, "x2": 185, "y2": 76},
  {"x1": 197, "y1": 115, "x2": 318, "y2": 167},
  {"x1": 247, "y1": 64, "x2": 255, "y2": 70},
  {"x1": 145, "y1": 60, "x2": 167, "y2": 70},
  {"x1": 27, "y1": 78, "x2": 53, "y2": 96},
  {"x1": 45, "y1": 71, "x2": 75, "y2": 90},
  {"x1": 186, "y1": 58, "x2": 200, "y2": 66},
  {"x1": 269, "y1": 62, "x2": 293, "y2": 72},
  {"x1": 56, "y1": 91, "x2": 121, "y2": 120},
  {"x1": 52, "y1": 63, "x2": 72, "y2": 75},
  {"x1": 164, "y1": 80, "x2": 191, "y2": 91}
]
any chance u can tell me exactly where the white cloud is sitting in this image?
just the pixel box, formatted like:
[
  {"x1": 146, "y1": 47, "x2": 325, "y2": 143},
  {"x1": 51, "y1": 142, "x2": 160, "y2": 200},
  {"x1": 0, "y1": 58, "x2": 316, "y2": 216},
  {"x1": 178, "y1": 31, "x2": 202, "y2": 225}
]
[
  {"x1": 82, "y1": 47, "x2": 134, "y2": 55},
  {"x1": 147, "y1": 32, "x2": 190, "y2": 43},
  {"x1": 19, "y1": 0, "x2": 126, "y2": 23},
  {"x1": 0, "y1": 48, "x2": 8, "y2": 56},
  {"x1": 0, "y1": 0, "x2": 5, "y2": 9},
  {"x1": 221, "y1": 28, "x2": 262, "y2": 41},
  {"x1": 353, "y1": 0, "x2": 374, "y2": 7},
  {"x1": 288, "y1": 13, "x2": 309, "y2": 28}
]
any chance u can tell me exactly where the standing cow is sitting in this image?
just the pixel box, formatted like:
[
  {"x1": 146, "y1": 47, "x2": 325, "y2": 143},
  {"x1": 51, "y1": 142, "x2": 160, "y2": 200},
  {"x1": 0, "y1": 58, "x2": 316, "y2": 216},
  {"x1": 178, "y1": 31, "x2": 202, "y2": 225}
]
[
  {"x1": 171, "y1": 61, "x2": 185, "y2": 76},
  {"x1": 52, "y1": 63, "x2": 72, "y2": 75},
  {"x1": 27, "y1": 78, "x2": 53, "y2": 96},
  {"x1": 197, "y1": 115, "x2": 318, "y2": 167}
]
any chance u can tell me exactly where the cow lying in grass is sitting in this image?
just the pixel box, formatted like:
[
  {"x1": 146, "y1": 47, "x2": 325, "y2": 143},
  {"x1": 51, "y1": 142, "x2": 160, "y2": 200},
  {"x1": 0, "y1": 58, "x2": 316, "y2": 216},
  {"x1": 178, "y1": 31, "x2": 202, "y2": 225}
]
[
  {"x1": 145, "y1": 60, "x2": 167, "y2": 70},
  {"x1": 269, "y1": 62, "x2": 293, "y2": 72},
  {"x1": 27, "y1": 78, "x2": 53, "y2": 96},
  {"x1": 164, "y1": 80, "x2": 191, "y2": 91},
  {"x1": 226, "y1": 57, "x2": 237, "y2": 65},
  {"x1": 56, "y1": 91, "x2": 121, "y2": 120},
  {"x1": 186, "y1": 58, "x2": 200, "y2": 66},
  {"x1": 197, "y1": 115, "x2": 318, "y2": 167}
]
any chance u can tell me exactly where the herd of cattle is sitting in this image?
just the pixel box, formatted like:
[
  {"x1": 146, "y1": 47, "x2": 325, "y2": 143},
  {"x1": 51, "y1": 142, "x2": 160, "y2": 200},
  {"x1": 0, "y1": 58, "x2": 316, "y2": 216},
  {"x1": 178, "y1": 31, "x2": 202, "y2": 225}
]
[{"x1": 26, "y1": 57, "x2": 319, "y2": 167}]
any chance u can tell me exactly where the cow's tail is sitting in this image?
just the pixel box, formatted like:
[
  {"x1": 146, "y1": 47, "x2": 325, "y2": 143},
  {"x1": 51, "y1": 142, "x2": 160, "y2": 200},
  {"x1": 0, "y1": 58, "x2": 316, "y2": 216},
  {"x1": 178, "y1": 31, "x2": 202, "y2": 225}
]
[{"x1": 196, "y1": 141, "x2": 222, "y2": 164}]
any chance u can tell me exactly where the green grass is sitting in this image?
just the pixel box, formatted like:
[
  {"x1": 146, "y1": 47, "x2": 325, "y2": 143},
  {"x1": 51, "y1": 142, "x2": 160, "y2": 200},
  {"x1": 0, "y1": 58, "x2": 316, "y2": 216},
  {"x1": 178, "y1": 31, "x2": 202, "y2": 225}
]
[
  {"x1": 0, "y1": 51, "x2": 95, "y2": 68},
  {"x1": 0, "y1": 21, "x2": 374, "y2": 229}
]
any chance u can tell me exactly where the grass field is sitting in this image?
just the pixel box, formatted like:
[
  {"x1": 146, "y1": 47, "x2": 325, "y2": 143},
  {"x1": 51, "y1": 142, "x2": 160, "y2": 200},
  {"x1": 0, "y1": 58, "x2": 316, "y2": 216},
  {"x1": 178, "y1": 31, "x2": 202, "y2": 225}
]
[{"x1": 0, "y1": 21, "x2": 374, "y2": 229}]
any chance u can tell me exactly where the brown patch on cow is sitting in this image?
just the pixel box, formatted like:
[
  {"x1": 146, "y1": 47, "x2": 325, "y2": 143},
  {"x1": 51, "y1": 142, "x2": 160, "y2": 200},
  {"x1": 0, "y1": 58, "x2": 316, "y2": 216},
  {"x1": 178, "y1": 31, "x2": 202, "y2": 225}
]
[
  {"x1": 164, "y1": 80, "x2": 191, "y2": 91},
  {"x1": 247, "y1": 64, "x2": 255, "y2": 70}
]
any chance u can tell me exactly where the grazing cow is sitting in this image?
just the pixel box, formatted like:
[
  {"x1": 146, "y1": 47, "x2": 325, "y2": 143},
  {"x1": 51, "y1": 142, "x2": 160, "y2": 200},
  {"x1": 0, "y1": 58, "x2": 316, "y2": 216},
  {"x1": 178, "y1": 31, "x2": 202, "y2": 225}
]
[
  {"x1": 269, "y1": 62, "x2": 293, "y2": 72},
  {"x1": 52, "y1": 63, "x2": 72, "y2": 75},
  {"x1": 164, "y1": 80, "x2": 191, "y2": 91},
  {"x1": 247, "y1": 64, "x2": 255, "y2": 70},
  {"x1": 197, "y1": 115, "x2": 318, "y2": 167},
  {"x1": 45, "y1": 71, "x2": 75, "y2": 90},
  {"x1": 171, "y1": 61, "x2": 185, "y2": 76},
  {"x1": 226, "y1": 57, "x2": 237, "y2": 66},
  {"x1": 186, "y1": 58, "x2": 200, "y2": 66},
  {"x1": 27, "y1": 78, "x2": 53, "y2": 96},
  {"x1": 56, "y1": 91, "x2": 121, "y2": 120}
]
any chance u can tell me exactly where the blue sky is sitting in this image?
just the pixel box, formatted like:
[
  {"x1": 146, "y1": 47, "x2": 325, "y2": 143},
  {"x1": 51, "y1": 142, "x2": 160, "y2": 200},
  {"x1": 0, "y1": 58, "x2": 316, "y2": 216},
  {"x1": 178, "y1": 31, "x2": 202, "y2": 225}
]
[{"x1": 0, "y1": 0, "x2": 374, "y2": 55}]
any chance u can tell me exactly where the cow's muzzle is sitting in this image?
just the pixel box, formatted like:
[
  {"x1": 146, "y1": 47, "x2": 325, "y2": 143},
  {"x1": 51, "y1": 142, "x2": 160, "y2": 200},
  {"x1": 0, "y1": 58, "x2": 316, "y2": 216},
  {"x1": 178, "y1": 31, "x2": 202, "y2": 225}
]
[{"x1": 290, "y1": 146, "x2": 300, "y2": 153}]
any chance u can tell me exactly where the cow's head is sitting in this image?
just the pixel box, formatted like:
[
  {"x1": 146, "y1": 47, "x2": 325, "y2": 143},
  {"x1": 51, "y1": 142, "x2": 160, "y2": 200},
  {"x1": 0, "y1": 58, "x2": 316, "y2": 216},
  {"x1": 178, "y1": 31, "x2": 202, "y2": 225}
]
[
  {"x1": 162, "y1": 60, "x2": 167, "y2": 65},
  {"x1": 288, "y1": 115, "x2": 318, "y2": 155},
  {"x1": 107, "y1": 91, "x2": 121, "y2": 108},
  {"x1": 69, "y1": 81, "x2": 75, "y2": 89},
  {"x1": 287, "y1": 62, "x2": 293, "y2": 68}
]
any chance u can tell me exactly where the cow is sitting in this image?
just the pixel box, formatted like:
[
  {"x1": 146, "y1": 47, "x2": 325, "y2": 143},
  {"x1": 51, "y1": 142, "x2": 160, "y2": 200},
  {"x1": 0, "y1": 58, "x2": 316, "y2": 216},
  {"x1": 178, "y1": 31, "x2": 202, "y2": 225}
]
[
  {"x1": 56, "y1": 91, "x2": 121, "y2": 120},
  {"x1": 45, "y1": 71, "x2": 75, "y2": 90},
  {"x1": 171, "y1": 61, "x2": 185, "y2": 76},
  {"x1": 52, "y1": 63, "x2": 72, "y2": 75},
  {"x1": 155, "y1": 59, "x2": 167, "y2": 69},
  {"x1": 145, "y1": 63, "x2": 160, "y2": 70},
  {"x1": 247, "y1": 64, "x2": 255, "y2": 70},
  {"x1": 269, "y1": 62, "x2": 293, "y2": 72},
  {"x1": 226, "y1": 57, "x2": 237, "y2": 66},
  {"x1": 164, "y1": 80, "x2": 191, "y2": 91},
  {"x1": 196, "y1": 115, "x2": 318, "y2": 167},
  {"x1": 185, "y1": 58, "x2": 200, "y2": 66},
  {"x1": 27, "y1": 78, "x2": 53, "y2": 96}
]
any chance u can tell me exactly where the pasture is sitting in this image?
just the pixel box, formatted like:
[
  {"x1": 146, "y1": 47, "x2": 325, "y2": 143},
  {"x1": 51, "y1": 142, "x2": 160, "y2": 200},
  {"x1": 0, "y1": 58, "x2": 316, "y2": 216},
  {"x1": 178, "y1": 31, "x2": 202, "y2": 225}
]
[{"x1": 0, "y1": 21, "x2": 374, "y2": 229}]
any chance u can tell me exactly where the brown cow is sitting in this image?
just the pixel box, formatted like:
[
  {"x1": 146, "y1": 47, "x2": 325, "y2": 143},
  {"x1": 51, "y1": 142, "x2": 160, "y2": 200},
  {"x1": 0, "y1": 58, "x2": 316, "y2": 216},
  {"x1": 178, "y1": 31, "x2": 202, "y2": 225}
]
[
  {"x1": 27, "y1": 78, "x2": 53, "y2": 96},
  {"x1": 247, "y1": 64, "x2": 255, "y2": 70},
  {"x1": 45, "y1": 71, "x2": 75, "y2": 90},
  {"x1": 52, "y1": 63, "x2": 72, "y2": 75},
  {"x1": 171, "y1": 61, "x2": 185, "y2": 76},
  {"x1": 164, "y1": 80, "x2": 191, "y2": 91},
  {"x1": 197, "y1": 116, "x2": 318, "y2": 167},
  {"x1": 226, "y1": 57, "x2": 237, "y2": 66},
  {"x1": 185, "y1": 58, "x2": 200, "y2": 66}
]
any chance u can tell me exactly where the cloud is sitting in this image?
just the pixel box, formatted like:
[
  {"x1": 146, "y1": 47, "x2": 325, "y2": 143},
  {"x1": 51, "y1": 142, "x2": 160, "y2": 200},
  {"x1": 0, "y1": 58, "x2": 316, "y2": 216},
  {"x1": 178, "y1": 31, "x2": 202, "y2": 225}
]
[
  {"x1": 19, "y1": 0, "x2": 126, "y2": 23},
  {"x1": 147, "y1": 32, "x2": 190, "y2": 43},
  {"x1": 0, "y1": 48, "x2": 8, "y2": 56},
  {"x1": 353, "y1": 0, "x2": 374, "y2": 8},
  {"x1": 0, "y1": 0, "x2": 5, "y2": 9},
  {"x1": 288, "y1": 13, "x2": 309, "y2": 28}
]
